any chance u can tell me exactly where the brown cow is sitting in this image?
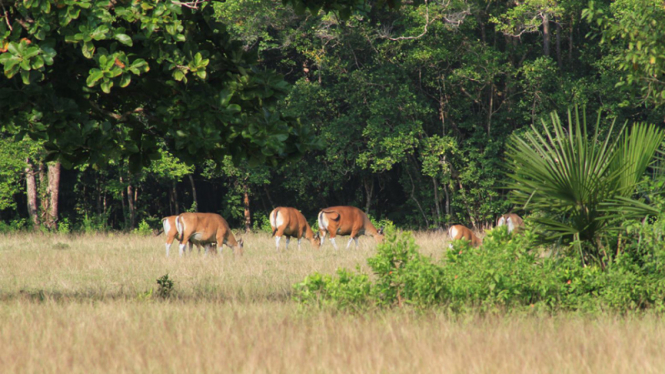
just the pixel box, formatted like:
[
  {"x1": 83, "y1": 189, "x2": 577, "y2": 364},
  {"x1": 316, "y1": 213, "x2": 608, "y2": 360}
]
[
  {"x1": 497, "y1": 213, "x2": 524, "y2": 234},
  {"x1": 448, "y1": 224, "x2": 482, "y2": 248},
  {"x1": 269, "y1": 207, "x2": 320, "y2": 251},
  {"x1": 317, "y1": 206, "x2": 383, "y2": 249},
  {"x1": 175, "y1": 212, "x2": 243, "y2": 256}
]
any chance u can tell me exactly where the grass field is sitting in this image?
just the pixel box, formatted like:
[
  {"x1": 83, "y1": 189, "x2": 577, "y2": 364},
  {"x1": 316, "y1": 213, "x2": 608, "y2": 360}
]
[{"x1": 1, "y1": 231, "x2": 664, "y2": 373}]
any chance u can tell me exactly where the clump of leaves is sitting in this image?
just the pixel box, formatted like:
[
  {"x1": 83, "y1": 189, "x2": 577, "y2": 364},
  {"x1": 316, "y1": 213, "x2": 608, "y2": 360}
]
[
  {"x1": 505, "y1": 107, "x2": 665, "y2": 265},
  {"x1": 156, "y1": 274, "x2": 175, "y2": 299}
]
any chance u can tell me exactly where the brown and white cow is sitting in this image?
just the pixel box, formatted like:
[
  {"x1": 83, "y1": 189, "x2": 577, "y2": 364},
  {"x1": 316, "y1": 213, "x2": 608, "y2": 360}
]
[
  {"x1": 174, "y1": 212, "x2": 243, "y2": 256},
  {"x1": 162, "y1": 215, "x2": 209, "y2": 256},
  {"x1": 497, "y1": 213, "x2": 524, "y2": 234},
  {"x1": 317, "y1": 206, "x2": 383, "y2": 249},
  {"x1": 448, "y1": 224, "x2": 482, "y2": 248},
  {"x1": 269, "y1": 207, "x2": 320, "y2": 251}
]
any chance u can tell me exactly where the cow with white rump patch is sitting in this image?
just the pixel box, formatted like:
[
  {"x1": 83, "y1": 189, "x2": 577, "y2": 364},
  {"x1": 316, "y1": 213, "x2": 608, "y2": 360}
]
[
  {"x1": 496, "y1": 213, "x2": 524, "y2": 234},
  {"x1": 269, "y1": 207, "x2": 320, "y2": 251},
  {"x1": 448, "y1": 224, "x2": 482, "y2": 248},
  {"x1": 174, "y1": 212, "x2": 243, "y2": 257},
  {"x1": 162, "y1": 215, "x2": 211, "y2": 256},
  {"x1": 317, "y1": 206, "x2": 384, "y2": 250}
]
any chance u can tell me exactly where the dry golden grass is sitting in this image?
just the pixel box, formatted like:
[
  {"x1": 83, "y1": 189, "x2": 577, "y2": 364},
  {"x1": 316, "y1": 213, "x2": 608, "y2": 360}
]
[{"x1": 1, "y1": 231, "x2": 664, "y2": 373}]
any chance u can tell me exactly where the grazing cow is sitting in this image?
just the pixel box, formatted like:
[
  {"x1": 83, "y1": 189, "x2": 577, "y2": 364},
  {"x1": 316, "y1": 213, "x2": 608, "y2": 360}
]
[
  {"x1": 175, "y1": 212, "x2": 243, "y2": 256},
  {"x1": 448, "y1": 224, "x2": 482, "y2": 248},
  {"x1": 497, "y1": 213, "x2": 524, "y2": 234},
  {"x1": 317, "y1": 206, "x2": 383, "y2": 249},
  {"x1": 162, "y1": 216, "x2": 207, "y2": 256},
  {"x1": 270, "y1": 207, "x2": 320, "y2": 250}
]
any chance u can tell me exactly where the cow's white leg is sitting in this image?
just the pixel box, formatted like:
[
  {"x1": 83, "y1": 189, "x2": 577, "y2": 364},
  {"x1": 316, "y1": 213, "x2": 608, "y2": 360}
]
[
  {"x1": 346, "y1": 237, "x2": 354, "y2": 249},
  {"x1": 165, "y1": 243, "x2": 171, "y2": 257},
  {"x1": 298, "y1": 238, "x2": 302, "y2": 250},
  {"x1": 285, "y1": 237, "x2": 290, "y2": 250},
  {"x1": 204, "y1": 243, "x2": 212, "y2": 255},
  {"x1": 330, "y1": 237, "x2": 338, "y2": 250},
  {"x1": 275, "y1": 235, "x2": 281, "y2": 251},
  {"x1": 320, "y1": 232, "x2": 326, "y2": 247},
  {"x1": 178, "y1": 243, "x2": 186, "y2": 256},
  {"x1": 354, "y1": 237, "x2": 359, "y2": 248}
]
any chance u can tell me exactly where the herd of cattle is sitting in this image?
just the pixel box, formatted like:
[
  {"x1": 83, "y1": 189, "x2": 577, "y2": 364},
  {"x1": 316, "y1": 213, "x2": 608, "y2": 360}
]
[{"x1": 162, "y1": 206, "x2": 524, "y2": 256}]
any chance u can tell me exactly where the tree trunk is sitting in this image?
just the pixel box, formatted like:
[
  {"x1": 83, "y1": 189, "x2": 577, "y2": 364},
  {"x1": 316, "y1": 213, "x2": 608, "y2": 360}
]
[
  {"x1": 405, "y1": 168, "x2": 429, "y2": 228},
  {"x1": 432, "y1": 177, "x2": 442, "y2": 228},
  {"x1": 569, "y1": 14, "x2": 574, "y2": 61},
  {"x1": 243, "y1": 186, "x2": 251, "y2": 233},
  {"x1": 25, "y1": 158, "x2": 39, "y2": 230},
  {"x1": 543, "y1": 14, "x2": 550, "y2": 56},
  {"x1": 120, "y1": 176, "x2": 128, "y2": 230},
  {"x1": 556, "y1": 18, "x2": 562, "y2": 67},
  {"x1": 363, "y1": 176, "x2": 374, "y2": 215},
  {"x1": 172, "y1": 181, "x2": 179, "y2": 215},
  {"x1": 188, "y1": 174, "x2": 198, "y2": 212},
  {"x1": 263, "y1": 185, "x2": 275, "y2": 209},
  {"x1": 443, "y1": 183, "x2": 451, "y2": 217},
  {"x1": 47, "y1": 162, "x2": 61, "y2": 230},
  {"x1": 127, "y1": 181, "x2": 136, "y2": 229},
  {"x1": 39, "y1": 162, "x2": 48, "y2": 224}
]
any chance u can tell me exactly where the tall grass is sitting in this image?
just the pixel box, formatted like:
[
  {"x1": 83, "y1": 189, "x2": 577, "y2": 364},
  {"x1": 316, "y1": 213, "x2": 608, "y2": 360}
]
[{"x1": 1, "y1": 232, "x2": 664, "y2": 373}]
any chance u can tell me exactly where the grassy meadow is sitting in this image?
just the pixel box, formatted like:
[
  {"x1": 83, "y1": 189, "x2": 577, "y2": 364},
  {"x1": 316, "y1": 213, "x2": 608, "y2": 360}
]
[{"x1": 1, "y1": 231, "x2": 664, "y2": 373}]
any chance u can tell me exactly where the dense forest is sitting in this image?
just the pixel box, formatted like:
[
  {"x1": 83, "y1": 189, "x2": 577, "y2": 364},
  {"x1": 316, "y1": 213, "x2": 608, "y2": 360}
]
[{"x1": 1, "y1": 0, "x2": 664, "y2": 232}]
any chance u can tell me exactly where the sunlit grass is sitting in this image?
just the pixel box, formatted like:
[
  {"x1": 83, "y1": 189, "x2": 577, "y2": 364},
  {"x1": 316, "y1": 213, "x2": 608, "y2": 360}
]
[{"x1": 1, "y1": 231, "x2": 664, "y2": 373}]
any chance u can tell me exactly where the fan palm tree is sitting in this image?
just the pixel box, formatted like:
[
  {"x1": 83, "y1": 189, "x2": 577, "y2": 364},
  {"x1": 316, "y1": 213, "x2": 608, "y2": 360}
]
[{"x1": 506, "y1": 108, "x2": 664, "y2": 264}]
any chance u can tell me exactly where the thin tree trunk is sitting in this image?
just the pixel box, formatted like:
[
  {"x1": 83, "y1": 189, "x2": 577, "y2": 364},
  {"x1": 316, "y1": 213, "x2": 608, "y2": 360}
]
[
  {"x1": 432, "y1": 177, "x2": 442, "y2": 228},
  {"x1": 47, "y1": 162, "x2": 61, "y2": 230},
  {"x1": 25, "y1": 158, "x2": 39, "y2": 230},
  {"x1": 457, "y1": 179, "x2": 477, "y2": 229},
  {"x1": 96, "y1": 178, "x2": 102, "y2": 216},
  {"x1": 120, "y1": 176, "x2": 128, "y2": 230},
  {"x1": 443, "y1": 183, "x2": 451, "y2": 217},
  {"x1": 543, "y1": 14, "x2": 550, "y2": 56},
  {"x1": 556, "y1": 18, "x2": 562, "y2": 67},
  {"x1": 127, "y1": 181, "x2": 136, "y2": 229},
  {"x1": 569, "y1": 14, "x2": 574, "y2": 61},
  {"x1": 188, "y1": 174, "x2": 198, "y2": 212},
  {"x1": 243, "y1": 186, "x2": 251, "y2": 233},
  {"x1": 39, "y1": 162, "x2": 48, "y2": 224},
  {"x1": 263, "y1": 185, "x2": 275, "y2": 209},
  {"x1": 406, "y1": 168, "x2": 429, "y2": 228},
  {"x1": 487, "y1": 84, "x2": 493, "y2": 136},
  {"x1": 363, "y1": 176, "x2": 374, "y2": 215},
  {"x1": 172, "y1": 181, "x2": 179, "y2": 215}
]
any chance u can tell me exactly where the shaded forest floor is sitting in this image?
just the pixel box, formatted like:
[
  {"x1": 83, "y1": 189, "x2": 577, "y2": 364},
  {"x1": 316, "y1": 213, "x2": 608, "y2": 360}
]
[{"x1": 1, "y1": 232, "x2": 663, "y2": 373}]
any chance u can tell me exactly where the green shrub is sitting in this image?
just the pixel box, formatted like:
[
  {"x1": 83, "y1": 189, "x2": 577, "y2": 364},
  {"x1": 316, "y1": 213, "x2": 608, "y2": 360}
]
[
  {"x1": 295, "y1": 223, "x2": 665, "y2": 313},
  {"x1": 79, "y1": 213, "x2": 108, "y2": 234},
  {"x1": 252, "y1": 212, "x2": 273, "y2": 233},
  {"x1": 156, "y1": 274, "x2": 175, "y2": 299},
  {"x1": 133, "y1": 219, "x2": 152, "y2": 236},
  {"x1": 57, "y1": 218, "x2": 72, "y2": 235}
]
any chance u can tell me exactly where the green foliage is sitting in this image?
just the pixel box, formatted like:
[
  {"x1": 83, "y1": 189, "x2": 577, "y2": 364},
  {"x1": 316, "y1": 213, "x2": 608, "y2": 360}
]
[
  {"x1": 57, "y1": 218, "x2": 72, "y2": 235},
  {"x1": 156, "y1": 274, "x2": 175, "y2": 299},
  {"x1": 0, "y1": 218, "x2": 28, "y2": 233},
  {"x1": 132, "y1": 219, "x2": 152, "y2": 236},
  {"x1": 505, "y1": 108, "x2": 664, "y2": 262},
  {"x1": 584, "y1": 0, "x2": 665, "y2": 106},
  {"x1": 79, "y1": 214, "x2": 108, "y2": 234},
  {"x1": 252, "y1": 212, "x2": 273, "y2": 233},
  {"x1": 295, "y1": 227, "x2": 665, "y2": 312},
  {"x1": 0, "y1": 0, "x2": 318, "y2": 172}
]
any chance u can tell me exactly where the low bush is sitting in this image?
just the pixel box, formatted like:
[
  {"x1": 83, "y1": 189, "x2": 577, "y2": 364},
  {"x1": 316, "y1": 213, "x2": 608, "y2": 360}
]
[{"x1": 295, "y1": 222, "x2": 665, "y2": 313}]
